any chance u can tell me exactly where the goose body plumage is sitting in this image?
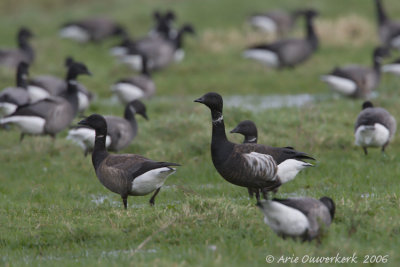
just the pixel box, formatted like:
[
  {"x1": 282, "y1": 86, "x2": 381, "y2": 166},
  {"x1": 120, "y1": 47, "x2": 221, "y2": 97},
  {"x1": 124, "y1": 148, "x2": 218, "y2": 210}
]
[
  {"x1": 0, "y1": 28, "x2": 34, "y2": 68},
  {"x1": 375, "y1": 0, "x2": 400, "y2": 49}
]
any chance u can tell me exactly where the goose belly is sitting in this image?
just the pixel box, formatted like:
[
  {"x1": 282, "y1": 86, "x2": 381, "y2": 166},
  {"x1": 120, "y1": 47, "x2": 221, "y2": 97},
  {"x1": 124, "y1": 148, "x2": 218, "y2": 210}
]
[
  {"x1": 321, "y1": 75, "x2": 357, "y2": 95},
  {"x1": 130, "y1": 167, "x2": 176, "y2": 196},
  {"x1": 243, "y1": 49, "x2": 279, "y2": 67},
  {"x1": 111, "y1": 83, "x2": 145, "y2": 104},
  {"x1": 355, "y1": 123, "x2": 390, "y2": 147},
  {"x1": 0, "y1": 116, "x2": 45, "y2": 134},
  {"x1": 27, "y1": 85, "x2": 50, "y2": 103},
  {"x1": 59, "y1": 26, "x2": 90, "y2": 42},
  {"x1": 381, "y1": 64, "x2": 400, "y2": 75},
  {"x1": 262, "y1": 201, "x2": 309, "y2": 237},
  {"x1": 120, "y1": 55, "x2": 143, "y2": 71},
  {"x1": 249, "y1": 16, "x2": 277, "y2": 33},
  {"x1": 0, "y1": 102, "x2": 17, "y2": 117}
]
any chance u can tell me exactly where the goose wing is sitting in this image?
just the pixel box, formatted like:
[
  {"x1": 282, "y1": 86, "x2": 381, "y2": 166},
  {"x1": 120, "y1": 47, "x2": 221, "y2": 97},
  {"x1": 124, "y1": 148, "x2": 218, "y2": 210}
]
[
  {"x1": 11, "y1": 97, "x2": 64, "y2": 118},
  {"x1": 104, "y1": 116, "x2": 136, "y2": 151},
  {"x1": 355, "y1": 107, "x2": 397, "y2": 136},
  {"x1": 0, "y1": 87, "x2": 30, "y2": 106}
]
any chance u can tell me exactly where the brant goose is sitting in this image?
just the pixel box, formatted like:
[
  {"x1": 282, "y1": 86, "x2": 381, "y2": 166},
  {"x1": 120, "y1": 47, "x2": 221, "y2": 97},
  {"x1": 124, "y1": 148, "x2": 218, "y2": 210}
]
[
  {"x1": 257, "y1": 196, "x2": 335, "y2": 241},
  {"x1": 321, "y1": 47, "x2": 389, "y2": 98},
  {"x1": 248, "y1": 9, "x2": 303, "y2": 38},
  {"x1": 68, "y1": 100, "x2": 148, "y2": 156},
  {"x1": 194, "y1": 92, "x2": 314, "y2": 200},
  {"x1": 243, "y1": 10, "x2": 318, "y2": 69},
  {"x1": 111, "y1": 54, "x2": 155, "y2": 104},
  {"x1": 0, "y1": 62, "x2": 91, "y2": 141},
  {"x1": 0, "y1": 28, "x2": 34, "y2": 68},
  {"x1": 120, "y1": 24, "x2": 195, "y2": 71},
  {"x1": 59, "y1": 17, "x2": 126, "y2": 43},
  {"x1": 78, "y1": 114, "x2": 180, "y2": 209},
  {"x1": 374, "y1": 0, "x2": 400, "y2": 49},
  {"x1": 0, "y1": 62, "x2": 31, "y2": 117},
  {"x1": 354, "y1": 101, "x2": 396, "y2": 155},
  {"x1": 28, "y1": 57, "x2": 93, "y2": 112},
  {"x1": 230, "y1": 120, "x2": 258, "y2": 144},
  {"x1": 150, "y1": 10, "x2": 177, "y2": 39}
]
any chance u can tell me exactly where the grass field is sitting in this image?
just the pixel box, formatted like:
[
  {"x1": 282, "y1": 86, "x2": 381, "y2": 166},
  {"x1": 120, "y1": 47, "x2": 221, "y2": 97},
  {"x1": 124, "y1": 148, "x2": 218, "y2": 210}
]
[{"x1": 1, "y1": 0, "x2": 400, "y2": 266}]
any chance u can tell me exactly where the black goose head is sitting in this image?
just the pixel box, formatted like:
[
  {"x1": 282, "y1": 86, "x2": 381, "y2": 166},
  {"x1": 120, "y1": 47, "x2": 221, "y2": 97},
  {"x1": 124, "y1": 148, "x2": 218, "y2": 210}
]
[
  {"x1": 17, "y1": 27, "x2": 34, "y2": 48},
  {"x1": 66, "y1": 62, "x2": 92, "y2": 81},
  {"x1": 319, "y1": 196, "x2": 336, "y2": 220},
  {"x1": 230, "y1": 120, "x2": 258, "y2": 137},
  {"x1": 362, "y1": 101, "x2": 374, "y2": 110},
  {"x1": 126, "y1": 100, "x2": 149, "y2": 120},
  {"x1": 16, "y1": 61, "x2": 29, "y2": 88},
  {"x1": 194, "y1": 92, "x2": 223, "y2": 113},
  {"x1": 78, "y1": 114, "x2": 107, "y2": 135},
  {"x1": 304, "y1": 9, "x2": 319, "y2": 19},
  {"x1": 153, "y1": 10, "x2": 176, "y2": 38}
]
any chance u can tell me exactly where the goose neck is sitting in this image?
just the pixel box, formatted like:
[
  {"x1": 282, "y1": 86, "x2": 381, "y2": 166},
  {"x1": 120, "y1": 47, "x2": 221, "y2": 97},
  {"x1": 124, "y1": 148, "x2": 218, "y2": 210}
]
[
  {"x1": 375, "y1": 0, "x2": 388, "y2": 24},
  {"x1": 92, "y1": 130, "x2": 109, "y2": 171},
  {"x1": 306, "y1": 17, "x2": 318, "y2": 49}
]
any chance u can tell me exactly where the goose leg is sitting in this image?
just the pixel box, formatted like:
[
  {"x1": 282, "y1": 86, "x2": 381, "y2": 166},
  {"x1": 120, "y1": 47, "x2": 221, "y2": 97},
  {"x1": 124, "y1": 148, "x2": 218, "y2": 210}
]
[
  {"x1": 363, "y1": 147, "x2": 368, "y2": 155},
  {"x1": 149, "y1": 188, "x2": 161, "y2": 206},
  {"x1": 247, "y1": 188, "x2": 254, "y2": 198},
  {"x1": 255, "y1": 190, "x2": 261, "y2": 203},
  {"x1": 122, "y1": 196, "x2": 128, "y2": 209},
  {"x1": 84, "y1": 148, "x2": 89, "y2": 157},
  {"x1": 19, "y1": 133, "x2": 25, "y2": 143},
  {"x1": 261, "y1": 188, "x2": 269, "y2": 200},
  {"x1": 382, "y1": 142, "x2": 389, "y2": 153}
]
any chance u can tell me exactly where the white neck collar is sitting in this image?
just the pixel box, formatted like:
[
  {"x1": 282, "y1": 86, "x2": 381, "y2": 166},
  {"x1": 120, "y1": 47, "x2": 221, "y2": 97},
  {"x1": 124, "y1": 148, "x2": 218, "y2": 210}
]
[{"x1": 212, "y1": 115, "x2": 223, "y2": 124}]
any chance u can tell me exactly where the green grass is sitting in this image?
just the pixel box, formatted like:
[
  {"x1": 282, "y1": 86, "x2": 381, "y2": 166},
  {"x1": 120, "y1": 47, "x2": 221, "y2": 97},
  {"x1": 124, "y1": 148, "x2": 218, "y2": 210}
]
[{"x1": 1, "y1": 0, "x2": 400, "y2": 266}]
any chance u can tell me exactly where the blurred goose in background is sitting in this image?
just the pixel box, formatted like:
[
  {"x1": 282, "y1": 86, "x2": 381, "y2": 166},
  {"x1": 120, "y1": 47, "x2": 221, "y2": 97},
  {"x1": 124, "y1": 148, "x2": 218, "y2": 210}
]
[
  {"x1": 68, "y1": 100, "x2": 148, "y2": 156},
  {"x1": 59, "y1": 17, "x2": 126, "y2": 43},
  {"x1": 0, "y1": 62, "x2": 91, "y2": 141},
  {"x1": 354, "y1": 101, "x2": 396, "y2": 155},
  {"x1": 111, "y1": 54, "x2": 155, "y2": 104},
  {"x1": 321, "y1": 47, "x2": 390, "y2": 98},
  {"x1": 195, "y1": 92, "x2": 314, "y2": 201},
  {"x1": 0, "y1": 62, "x2": 31, "y2": 117},
  {"x1": 248, "y1": 9, "x2": 303, "y2": 38},
  {"x1": 0, "y1": 28, "x2": 34, "y2": 68},
  {"x1": 374, "y1": 0, "x2": 400, "y2": 49},
  {"x1": 230, "y1": 120, "x2": 258, "y2": 144},
  {"x1": 120, "y1": 24, "x2": 195, "y2": 71},
  {"x1": 257, "y1": 196, "x2": 335, "y2": 241},
  {"x1": 78, "y1": 114, "x2": 180, "y2": 209},
  {"x1": 150, "y1": 10, "x2": 177, "y2": 39},
  {"x1": 381, "y1": 56, "x2": 400, "y2": 75},
  {"x1": 28, "y1": 57, "x2": 93, "y2": 113},
  {"x1": 243, "y1": 10, "x2": 318, "y2": 69}
]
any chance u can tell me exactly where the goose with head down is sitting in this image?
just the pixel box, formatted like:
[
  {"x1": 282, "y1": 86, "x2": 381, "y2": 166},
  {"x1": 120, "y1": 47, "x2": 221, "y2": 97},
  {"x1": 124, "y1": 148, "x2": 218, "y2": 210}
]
[
  {"x1": 78, "y1": 114, "x2": 180, "y2": 209},
  {"x1": 195, "y1": 92, "x2": 315, "y2": 201}
]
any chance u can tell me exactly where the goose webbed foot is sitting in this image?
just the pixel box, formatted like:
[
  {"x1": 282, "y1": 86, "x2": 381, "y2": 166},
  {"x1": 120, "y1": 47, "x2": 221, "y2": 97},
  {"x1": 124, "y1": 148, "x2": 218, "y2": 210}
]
[
  {"x1": 149, "y1": 188, "x2": 161, "y2": 206},
  {"x1": 122, "y1": 196, "x2": 128, "y2": 209},
  {"x1": 363, "y1": 147, "x2": 368, "y2": 155}
]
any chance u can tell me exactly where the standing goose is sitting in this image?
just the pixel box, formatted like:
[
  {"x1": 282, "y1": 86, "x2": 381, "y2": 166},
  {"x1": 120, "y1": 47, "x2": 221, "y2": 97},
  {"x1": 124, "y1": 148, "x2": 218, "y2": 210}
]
[
  {"x1": 0, "y1": 28, "x2": 34, "y2": 68},
  {"x1": 67, "y1": 100, "x2": 148, "y2": 156},
  {"x1": 120, "y1": 24, "x2": 195, "y2": 71},
  {"x1": 194, "y1": 92, "x2": 314, "y2": 201},
  {"x1": 248, "y1": 9, "x2": 303, "y2": 38},
  {"x1": 243, "y1": 10, "x2": 318, "y2": 69},
  {"x1": 59, "y1": 17, "x2": 126, "y2": 43},
  {"x1": 0, "y1": 62, "x2": 91, "y2": 141},
  {"x1": 257, "y1": 196, "x2": 335, "y2": 241},
  {"x1": 321, "y1": 47, "x2": 389, "y2": 98},
  {"x1": 111, "y1": 54, "x2": 155, "y2": 104},
  {"x1": 0, "y1": 62, "x2": 31, "y2": 117},
  {"x1": 354, "y1": 101, "x2": 396, "y2": 155},
  {"x1": 28, "y1": 57, "x2": 93, "y2": 112},
  {"x1": 374, "y1": 0, "x2": 400, "y2": 49},
  {"x1": 78, "y1": 114, "x2": 180, "y2": 209}
]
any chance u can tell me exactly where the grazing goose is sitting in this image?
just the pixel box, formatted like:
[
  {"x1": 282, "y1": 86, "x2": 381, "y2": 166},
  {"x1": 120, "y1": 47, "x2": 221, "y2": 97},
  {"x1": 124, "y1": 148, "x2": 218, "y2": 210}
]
[
  {"x1": 0, "y1": 28, "x2": 34, "y2": 68},
  {"x1": 374, "y1": 0, "x2": 400, "y2": 49},
  {"x1": 354, "y1": 101, "x2": 396, "y2": 155},
  {"x1": 230, "y1": 120, "x2": 258, "y2": 144},
  {"x1": 257, "y1": 196, "x2": 335, "y2": 241},
  {"x1": 28, "y1": 57, "x2": 93, "y2": 112},
  {"x1": 68, "y1": 100, "x2": 148, "y2": 156},
  {"x1": 321, "y1": 47, "x2": 389, "y2": 98},
  {"x1": 248, "y1": 9, "x2": 303, "y2": 37},
  {"x1": 111, "y1": 54, "x2": 155, "y2": 104},
  {"x1": 0, "y1": 62, "x2": 31, "y2": 117},
  {"x1": 243, "y1": 10, "x2": 318, "y2": 69},
  {"x1": 78, "y1": 114, "x2": 180, "y2": 209},
  {"x1": 121, "y1": 24, "x2": 195, "y2": 71},
  {"x1": 59, "y1": 17, "x2": 126, "y2": 43},
  {"x1": 0, "y1": 62, "x2": 91, "y2": 141},
  {"x1": 381, "y1": 57, "x2": 400, "y2": 75},
  {"x1": 194, "y1": 92, "x2": 314, "y2": 201}
]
